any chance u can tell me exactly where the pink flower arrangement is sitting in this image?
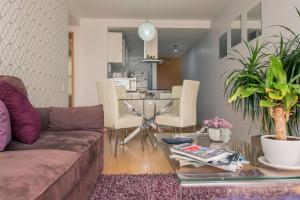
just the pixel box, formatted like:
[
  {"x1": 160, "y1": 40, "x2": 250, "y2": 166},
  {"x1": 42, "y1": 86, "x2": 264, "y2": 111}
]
[{"x1": 203, "y1": 117, "x2": 233, "y2": 129}]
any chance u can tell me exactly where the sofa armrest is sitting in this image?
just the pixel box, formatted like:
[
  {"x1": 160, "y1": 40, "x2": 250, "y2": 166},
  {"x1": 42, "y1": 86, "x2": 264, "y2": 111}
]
[
  {"x1": 47, "y1": 105, "x2": 104, "y2": 132},
  {"x1": 35, "y1": 107, "x2": 50, "y2": 131}
]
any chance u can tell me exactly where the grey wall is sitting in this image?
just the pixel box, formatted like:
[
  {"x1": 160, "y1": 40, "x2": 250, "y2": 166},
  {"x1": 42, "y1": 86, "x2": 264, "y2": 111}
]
[
  {"x1": 128, "y1": 56, "x2": 152, "y2": 73},
  {"x1": 183, "y1": 0, "x2": 300, "y2": 142},
  {"x1": 0, "y1": 0, "x2": 69, "y2": 107}
]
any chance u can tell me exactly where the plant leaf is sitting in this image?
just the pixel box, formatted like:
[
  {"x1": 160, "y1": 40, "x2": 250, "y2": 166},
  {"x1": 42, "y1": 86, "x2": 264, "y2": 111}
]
[
  {"x1": 265, "y1": 65, "x2": 274, "y2": 88},
  {"x1": 268, "y1": 90, "x2": 283, "y2": 100},
  {"x1": 296, "y1": 6, "x2": 300, "y2": 17},
  {"x1": 229, "y1": 86, "x2": 262, "y2": 102},
  {"x1": 269, "y1": 56, "x2": 287, "y2": 84},
  {"x1": 273, "y1": 83, "x2": 289, "y2": 97},
  {"x1": 283, "y1": 93, "x2": 299, "y2": 111},
  {"x1": 260, "y1": 100, "x2": 276, "y2": 107},
  {"x1": 289, "y1": 74, "x2": 300, "y2": 84}
]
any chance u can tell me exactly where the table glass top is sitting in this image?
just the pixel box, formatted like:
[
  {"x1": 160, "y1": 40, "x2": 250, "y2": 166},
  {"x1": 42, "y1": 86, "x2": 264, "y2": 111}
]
[
  {"x1": 118, "y1": 98, "x2": 179, "y2": 100},
  {"x1": 155, "y1": 133, "x2": 300, "y2": 186}
]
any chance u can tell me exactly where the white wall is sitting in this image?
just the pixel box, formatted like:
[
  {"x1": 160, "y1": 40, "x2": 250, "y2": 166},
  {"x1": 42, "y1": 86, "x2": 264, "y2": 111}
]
[
  {"x1": 70, "y1": 19, "x2": 210, "y2": 106},
  {"x1": 69, "y1": 20, "x2": 108, "y2": 106},
  {"x1": 183, "y1": 0, "x2": 300, "y2": 142},
  {"x1": 0, "y1": 0, "x2": 69, "y2": 107}
]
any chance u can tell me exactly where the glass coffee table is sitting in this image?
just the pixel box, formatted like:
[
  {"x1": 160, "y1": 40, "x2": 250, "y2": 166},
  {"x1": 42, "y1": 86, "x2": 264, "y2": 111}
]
[{"x1": 155, "y1": 132, "x2": 300, "y2": 186}]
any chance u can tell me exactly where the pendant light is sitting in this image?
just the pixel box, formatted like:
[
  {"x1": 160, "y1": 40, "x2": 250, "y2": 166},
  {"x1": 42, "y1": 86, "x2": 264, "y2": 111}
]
[
  {"x1": 172, "y1": 45, "x2": 179, "y2": 53},
  {"x1": 138, "y1": 0, "x2": 157, "y2": 41}
]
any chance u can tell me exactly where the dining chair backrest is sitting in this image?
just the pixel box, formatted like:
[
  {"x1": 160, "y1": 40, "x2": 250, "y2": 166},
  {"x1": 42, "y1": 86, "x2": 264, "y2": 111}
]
[
  {"x1": 116, "y1": 85, "x2": 128, "y2": 114},
  {"x1": 179, "y1": 80, "x2": 200, "y2": 127},
  {"x1": 97, "y1": 81, "x2": 104, "y2": 105},
  {"x1": 171, "y1": 85, "x2": 182, "y2": 99},
  {"x1": 169, "y1": 85, "x2": 182, "y2": 114},
  {"x1": 96, "y1": 80, "x2": 120, "y2": 129},
  {"x1": 116, "y1": 85, "x2": 127, "y2": 99}
]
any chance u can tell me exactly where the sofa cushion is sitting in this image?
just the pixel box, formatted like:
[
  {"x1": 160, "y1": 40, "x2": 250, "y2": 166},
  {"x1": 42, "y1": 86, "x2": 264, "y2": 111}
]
[
  {"x1": 0, "y1": 82, "x2": 41, "y2": 144},
  {"x1": 0, "y1": 76, "x2": 28, "y2": 99},
  {"x1": 48, "y1": 105, "x2": 103, "y2": 132},
  {"x1": 0, "y1": 100, "x2": 11, "y2": 151},
  {"x1": 0, "y1": 150, "x2": 81, "y2": 200},
  {"x1": 6, "y1": 130, "x2": 103, "y2": 176}
]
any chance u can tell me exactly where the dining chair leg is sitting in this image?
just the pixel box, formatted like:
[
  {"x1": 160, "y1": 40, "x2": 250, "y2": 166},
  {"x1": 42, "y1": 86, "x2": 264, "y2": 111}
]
[
  {"x1": 180, "y1": 128, "x2": 182, "y2": 133},
  {"x1": 114, "y1": 129, "x2": 118, "y2": 157},
  {"x1": 193, "y1": 125, "x2": 196, "y2": 133},
  {"x1": 109, "y1": 129, "x2": 112, "y2": 142},
  {"x1": 141, "y1": 129, "x2": 144, "y2": 152},
  {"x1": 146, "y1": 128, "x2": 156, "y2": 149},
  {"x1": 125, "y1": 128, "x2": 128, "y2": 137},
  {"x1": 144, "y1": 128, "x2": 148, "y2": 140}
]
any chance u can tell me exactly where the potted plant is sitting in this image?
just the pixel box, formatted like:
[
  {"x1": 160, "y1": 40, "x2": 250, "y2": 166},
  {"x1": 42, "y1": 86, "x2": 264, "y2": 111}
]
[
  {"x1": 203, "y1": 117, "x2": 233, "y2": 143},
  {"x1": 224, "y1": 8, "x2": 300, "y2": 167},
  {"x1": 227, "y1": 55, "x2": 300, "y2": 166}
]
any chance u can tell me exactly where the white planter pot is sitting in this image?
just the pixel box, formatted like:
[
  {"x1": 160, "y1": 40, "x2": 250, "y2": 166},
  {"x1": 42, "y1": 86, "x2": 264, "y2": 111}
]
[
  {"x1": 208, "y1": 128, "x2": 231, "y2": 143},
  {"x1": 261, "y1": 135, "x2": 300, "y2": 167},
  {"x1": 208, "y1": 128, "x2": 222, "y2": 142}
]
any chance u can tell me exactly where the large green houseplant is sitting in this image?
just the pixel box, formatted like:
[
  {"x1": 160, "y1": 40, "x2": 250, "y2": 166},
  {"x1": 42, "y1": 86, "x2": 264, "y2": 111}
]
[
  {"x1": 224, "y1": 8, "x2": 300, "y2": 166},
  {"x1": 228, "y1": 56, "x2": 300, "y2": 140}
]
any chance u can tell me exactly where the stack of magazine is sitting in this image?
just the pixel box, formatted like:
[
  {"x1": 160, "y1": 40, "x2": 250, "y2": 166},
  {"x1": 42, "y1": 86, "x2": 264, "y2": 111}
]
[{"x1": 170, "y1": 143, "x2": 248, "y2": 172}]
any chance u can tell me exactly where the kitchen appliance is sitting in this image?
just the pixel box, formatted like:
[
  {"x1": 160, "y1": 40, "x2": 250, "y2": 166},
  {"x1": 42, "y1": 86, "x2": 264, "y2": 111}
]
[
  {"x1": 111, "y1": 78, "x2": 137, "y2": 91},
  {"x1": 129, "y1": 71, "x2": 148, "y2": 89}
]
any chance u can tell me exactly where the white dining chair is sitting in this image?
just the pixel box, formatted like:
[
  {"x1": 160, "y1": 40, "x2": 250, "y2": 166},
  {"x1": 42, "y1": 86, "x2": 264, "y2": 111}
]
[
  {"x1": 96, "y1": 80, "x2": 143, "y2": 156},
  {"x1": 116, "y1": 85, "x2": 127, "y2": 99},
  {"x1": 155, "y1": 80, "x2": 200, "y2": 132},
  {"x1": 116, "y1": 85, "x2": 131, "y2": 137},
  {"x1": 168, "y1": 85, "x2": 182, "y2": 115},
  {"x1": 116, "y1": 85, "x2": 128, "y2": 114}
]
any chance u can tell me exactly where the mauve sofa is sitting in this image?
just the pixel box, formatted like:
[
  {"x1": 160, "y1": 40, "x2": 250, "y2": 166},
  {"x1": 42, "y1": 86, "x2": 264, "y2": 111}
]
[{"x1": 0, "y1": 76, "x2": 104, "y2": 200}]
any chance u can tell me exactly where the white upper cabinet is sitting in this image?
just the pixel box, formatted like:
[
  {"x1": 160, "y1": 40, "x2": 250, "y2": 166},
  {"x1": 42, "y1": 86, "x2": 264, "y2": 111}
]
[{"x1": 107, "y1": 32, "x2": 127, "y2": 65}]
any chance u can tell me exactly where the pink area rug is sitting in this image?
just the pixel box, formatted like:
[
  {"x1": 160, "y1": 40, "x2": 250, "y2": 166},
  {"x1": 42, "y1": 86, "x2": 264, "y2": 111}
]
[{"x1": 89, "y1": 174, "x2": 300, "y2": 200}]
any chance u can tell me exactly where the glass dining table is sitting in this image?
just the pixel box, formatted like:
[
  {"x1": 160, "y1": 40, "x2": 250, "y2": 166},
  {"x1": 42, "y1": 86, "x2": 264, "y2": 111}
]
[{"x1": 118, "y1": 96, "x2": 179, "y2": 146}]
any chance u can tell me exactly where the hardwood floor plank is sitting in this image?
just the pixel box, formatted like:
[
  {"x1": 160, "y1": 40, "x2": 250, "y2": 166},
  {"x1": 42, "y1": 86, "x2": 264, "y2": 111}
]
[{"x1": 103, "y1": 129, "x2": 173, "y2": 174}]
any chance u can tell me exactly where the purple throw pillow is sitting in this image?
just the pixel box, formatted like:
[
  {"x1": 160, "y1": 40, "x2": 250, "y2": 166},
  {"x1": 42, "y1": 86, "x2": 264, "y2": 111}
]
[
  {"x1": 0, "y1": 82, "x2": 41, "y2": 144},
  {"x1": 0, "y1": 100, "x2": 11, "y2": 150}
]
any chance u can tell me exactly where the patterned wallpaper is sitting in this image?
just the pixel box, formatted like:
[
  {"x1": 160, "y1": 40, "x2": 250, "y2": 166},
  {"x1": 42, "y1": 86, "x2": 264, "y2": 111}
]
[{"x1": 0, "y1": 0, "x2": 69, "y2": 107}]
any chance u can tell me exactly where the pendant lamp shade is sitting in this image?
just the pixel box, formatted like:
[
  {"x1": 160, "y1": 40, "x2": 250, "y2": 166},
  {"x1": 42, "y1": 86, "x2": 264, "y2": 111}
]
[{"x1": 138, "y1": 22, "x2": 157, "y2": 41}]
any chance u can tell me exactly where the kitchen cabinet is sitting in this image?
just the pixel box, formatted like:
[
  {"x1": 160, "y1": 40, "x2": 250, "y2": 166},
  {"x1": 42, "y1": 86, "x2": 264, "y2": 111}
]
[{"x1": 108, "y1": 32, "x2": 127, "y2": 66}]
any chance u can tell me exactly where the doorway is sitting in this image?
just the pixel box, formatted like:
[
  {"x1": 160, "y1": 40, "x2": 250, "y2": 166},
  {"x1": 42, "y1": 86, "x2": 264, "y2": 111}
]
[
  {"x1": 68, "y1": 32, "x2": 74, "y2": 107},
  {"x1": 157, "y1": 58, "x2": 182, "y2": 89}
]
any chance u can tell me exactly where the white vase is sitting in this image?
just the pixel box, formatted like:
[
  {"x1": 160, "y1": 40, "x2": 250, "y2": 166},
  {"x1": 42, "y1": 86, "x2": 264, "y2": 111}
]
[
  {"x1": 208, "y1": 128, "x2": 231, "y2": 143},
  {"x1": 220, "y1": 128, "x2": 231, "y2": 143},
  {"x1": 261, "y1": 135, "x2": 300, "y2": 167},
  {"x1": 208, "y1": 128, "x2": 222, "y2": 142}
]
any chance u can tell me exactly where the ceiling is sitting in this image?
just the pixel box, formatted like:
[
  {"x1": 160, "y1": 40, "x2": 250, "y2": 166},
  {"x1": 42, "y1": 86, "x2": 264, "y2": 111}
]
[
  {"x1": 70, "y1": 0, "x2": 232, "y2": 20},
  {"x1": 158, "y1": 28, "x2": 206, "y2": 58},
  {"x1": 109, "y1": 28, "x2": 207, "y2": 58}
]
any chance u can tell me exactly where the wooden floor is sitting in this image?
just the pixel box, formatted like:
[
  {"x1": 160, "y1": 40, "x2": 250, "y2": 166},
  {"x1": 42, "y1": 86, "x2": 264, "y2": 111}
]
[{"x1": 103, "y1": 128, "x2": 173, "y2": 174}]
